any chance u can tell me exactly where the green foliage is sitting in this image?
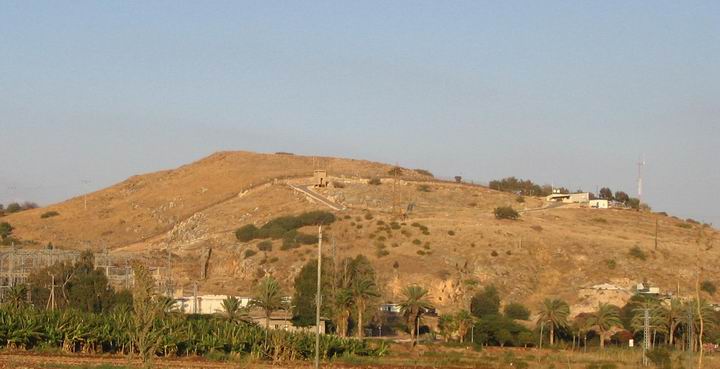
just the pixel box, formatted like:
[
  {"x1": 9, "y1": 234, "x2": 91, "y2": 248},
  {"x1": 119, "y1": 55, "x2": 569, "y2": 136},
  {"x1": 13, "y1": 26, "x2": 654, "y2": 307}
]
[
  {"x1": 0, "y1": 305, "x2": 380, "y2": 360},
  {"x1": 629, "y1": 246, "x2": 647, "y2": 261},
  {"x1": 494, "y1": 206, "x2": 519, "y2": 220},
  {"x1": 368, "y1": 177, "x2": 381, "y2": 185},
  {"x1": 40, "y1": 211, "x2": 60, "y2": 219},
  {"x1": 292, "y1": 258, "x2": 334, "y2": 327},
  {"x1": 470, "y1": 285, "x2": 500, "y2": 318},
  {"x1": 388, "y1": 167, "x2": 403, "y2": 176},
  {"x1": 606, "y1": 259, "x2": 617, "y2": 269},
  {"x1": 5, "y1": 202, "x2": 21, "y2": 213},
  {"x1": 646, "y1": 348, "x2": 671, "y2": 369},
  {"x1": 0, "y1": 222, "x2": 13, "y2": 240},
  {"x1": 235, "y1": 211, "x2": 334, "y2": 244},
  {"x1": 504, "y1": 302, "x2": 530, "y2": 320},
  {"x1": 471, "y1": 314, "x2": 533, "y2": 347},
  {"x1": 235, "y1": 224, "x2": 258, "y2": 242},
  {"x1": 244, "y1": 249, "x2": 257, "y2": 259},
  {"x1": 28, "y1": 251, "x2": 117, "y2": 313},
  {"x1": 489, "y1": 177, "x2": 555, "y2": 196},
  {"x1": 412, "y1": 239, "x2": 421, "y2": 245},
  {"x1": 701, "y1": 280, "x2": 717, "y2": 295}
]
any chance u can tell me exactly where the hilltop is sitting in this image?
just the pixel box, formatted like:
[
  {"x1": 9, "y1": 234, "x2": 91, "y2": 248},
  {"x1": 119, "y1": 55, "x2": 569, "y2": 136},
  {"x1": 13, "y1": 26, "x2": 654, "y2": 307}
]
[{"x1": 3, "y1": 151, "x2": 718, "y2": 314}]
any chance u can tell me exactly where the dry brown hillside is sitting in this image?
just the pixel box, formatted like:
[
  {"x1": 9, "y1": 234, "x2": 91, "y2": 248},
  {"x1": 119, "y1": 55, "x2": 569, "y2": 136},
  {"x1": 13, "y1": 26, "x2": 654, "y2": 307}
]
[{"x1": 4, "y1": 151, "x2": 719, "y2": 314}]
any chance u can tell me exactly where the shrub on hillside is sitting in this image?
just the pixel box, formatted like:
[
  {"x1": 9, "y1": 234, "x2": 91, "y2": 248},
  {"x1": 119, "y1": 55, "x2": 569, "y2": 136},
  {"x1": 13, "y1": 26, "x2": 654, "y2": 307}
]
[
  {"x1": 40, "y1": 211, "x2": 60, "y2": 219},
  {"x1": 515, "y1": 196, "x2": 525, "y2": 203},
  {"x1": 417, "y1": 184, "x2": 432, "y2": 192},
  {"x1": 244, "y1": 249, "x2": 257, "y2": 259},
  {"x1": 388, "y1": 167, "x2": 403, "y2": 176},
  {"x1": 368, "y1": 177, "x2": 381, "y2": 185},
  {"x1": 5, "y1": 203, "x2": 21, "y2": 213},
  {"x1": 235, "y1": 224, "x2": 259, "y2": 242},
  {"x1": 701, "y1": 280, "x2": 717, "y2": 295},
  {"x1": 629, "y1": 246, "x2": 646, "y2": 261},
  {"x1": 331, "y1": 181, "x2": 345, "y2": 188},
  {"x1": 257, "y1": 241, "x2": 273, "y2": 252},
  {"x1": 494, "y1": 206, "x2": 519, "y2": 220},
  {"x1": 504, "y1": 302, "x2": 530, "y2": 320}
]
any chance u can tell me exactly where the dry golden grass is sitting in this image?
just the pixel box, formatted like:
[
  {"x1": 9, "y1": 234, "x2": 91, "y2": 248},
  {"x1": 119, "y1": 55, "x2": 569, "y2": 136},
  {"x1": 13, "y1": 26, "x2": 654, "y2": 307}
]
[{"x1": 3, "y1": 151, "x2": 719, "y2": 313}]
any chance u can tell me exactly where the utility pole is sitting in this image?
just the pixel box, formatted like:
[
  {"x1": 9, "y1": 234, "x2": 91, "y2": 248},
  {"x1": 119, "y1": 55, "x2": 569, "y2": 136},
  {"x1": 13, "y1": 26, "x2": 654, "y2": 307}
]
[
  {"x1": 81, "y1": 179, "x2": 91, "y2": 210},
  {"x1": 643, "y1": 308, "x2": 650, "y2": 366},
  {"x1": 46, "y1": 274, "x2": 57, "y2": 310},
  {"x1": 166, "y1": 244, "x2": 173, "y2": 298},
  {"x1": 315, "y1": 225, "x2": 323, "y2": 369},
  {"x1": 654, "y1": 219, "x2": 659, "y2": 250},
  {"x1": 193, "y1": 281, "x2": 198, "y2": 314}
]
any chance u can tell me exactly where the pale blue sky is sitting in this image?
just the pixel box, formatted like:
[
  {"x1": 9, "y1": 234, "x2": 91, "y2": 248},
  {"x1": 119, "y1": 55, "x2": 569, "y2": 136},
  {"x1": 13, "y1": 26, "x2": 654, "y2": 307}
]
[{"x1": 1, "y1": 1, "x2": 718, "y2": 225}]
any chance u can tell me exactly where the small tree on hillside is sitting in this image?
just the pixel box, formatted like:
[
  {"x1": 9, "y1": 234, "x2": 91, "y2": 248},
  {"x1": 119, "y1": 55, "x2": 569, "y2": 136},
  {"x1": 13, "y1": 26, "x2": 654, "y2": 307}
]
[
  {"x1": 494, "y1": 206, "x2": 519, "y2": 220},
  {"x1": 614, "y1": 191, "x2": 630, "y2": 204},
  {"x1": 0, "y1": 222, "x2": 13, "y2": 241},
  {"x1": 504, "y1": 302, "x2": 530, "y2": 320},
  {"x1": 470, "y1": 285, "x2": 501, "y2": 318},
  {"x1": 5, "y1": 203, "x2": 21, "y2": 213},
  {"x1": 599, "y1": 187, "x2": 614, "y2": 200}
]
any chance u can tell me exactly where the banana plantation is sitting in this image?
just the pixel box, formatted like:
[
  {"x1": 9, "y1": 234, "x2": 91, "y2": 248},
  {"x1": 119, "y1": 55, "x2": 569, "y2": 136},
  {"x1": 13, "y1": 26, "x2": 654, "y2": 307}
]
[{"x1": 0, "y1": 305, "x2": 385, "y2": 361}]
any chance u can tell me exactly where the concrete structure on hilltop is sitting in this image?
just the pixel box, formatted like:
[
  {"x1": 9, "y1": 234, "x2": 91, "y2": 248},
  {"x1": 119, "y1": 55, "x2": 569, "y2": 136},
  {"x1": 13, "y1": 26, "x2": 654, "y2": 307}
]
[
  {"x1": 546, "y1": 191, "x2": 590, "y2": 204},
  {"x1": 313, "y1": 170, "x2": 328, "y2": 187},
  {"x1": 589, "y1": 199, "x2": 609, "y2": 209}
]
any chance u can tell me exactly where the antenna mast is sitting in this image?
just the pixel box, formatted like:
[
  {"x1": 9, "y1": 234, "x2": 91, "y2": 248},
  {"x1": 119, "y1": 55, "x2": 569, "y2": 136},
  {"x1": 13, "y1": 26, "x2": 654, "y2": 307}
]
[{"x1": 637, "y1": 157, "x2": 645, "y2": 208}]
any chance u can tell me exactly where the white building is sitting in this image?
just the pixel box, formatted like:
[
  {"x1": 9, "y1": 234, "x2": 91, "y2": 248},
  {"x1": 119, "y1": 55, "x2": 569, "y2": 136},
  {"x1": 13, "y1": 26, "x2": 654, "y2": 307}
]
[
  {"x1": 174, "y1": 294, "x2": 252, "y2": 315},
  {"x1": 589, "y1": 199, "x2": 609, "y2": 209}
]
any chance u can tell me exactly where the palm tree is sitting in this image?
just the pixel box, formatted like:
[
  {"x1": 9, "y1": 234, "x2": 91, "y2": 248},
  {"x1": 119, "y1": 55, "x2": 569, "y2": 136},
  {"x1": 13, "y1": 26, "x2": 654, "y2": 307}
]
[
  {"x1": 571, "y1": 313, "x2": 593, "y2": 352},
  {"x1": 250, "y1": 276, "x2": 286, "y2": 335},
  {"x1": 630, "y1": 297, "x2": 665, "y2": 348},
  {"x1": 352, "y1": 277, "x2": 379, "y2": 338},
  {"x1": 399, "y1": 285, "x2": 433, "y2": 346},
  {"x1": 220, "y1": 296, "x2": 247, "y2": 323},
  {"x1": 537, "y1": 298, "x2": 570, "y2": 346},
  {"x1": 4, "y1": 284, "x2": 27, "y2": 309},
  {"x1": 664, "y1": 298, "x2": 683, "y2": 347},
  {"x1": 455, "y1": 310, "x2": 474, "y2": 343},
  {"x1": 438, "y1": 314, "x2": 457, "y2": 342},
  {"x1": 588, "y1": 303, "x2": 622, "y2": 349},
  {"x1": 333, "y1": 288, "x2": 353, "y2": 337}
]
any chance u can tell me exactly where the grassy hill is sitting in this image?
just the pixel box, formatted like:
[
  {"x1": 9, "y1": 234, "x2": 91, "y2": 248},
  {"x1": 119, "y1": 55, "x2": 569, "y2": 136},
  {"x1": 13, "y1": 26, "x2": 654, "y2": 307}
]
[{"x1": 3, "y1": 151, "x2": 718, "y2": 314}]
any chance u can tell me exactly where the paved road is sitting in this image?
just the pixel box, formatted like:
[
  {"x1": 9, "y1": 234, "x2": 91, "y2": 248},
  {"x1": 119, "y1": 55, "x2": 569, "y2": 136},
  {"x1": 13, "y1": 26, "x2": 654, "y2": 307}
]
[{"x1": 288, "y1": 184, "x2": 346, "y2": 211}]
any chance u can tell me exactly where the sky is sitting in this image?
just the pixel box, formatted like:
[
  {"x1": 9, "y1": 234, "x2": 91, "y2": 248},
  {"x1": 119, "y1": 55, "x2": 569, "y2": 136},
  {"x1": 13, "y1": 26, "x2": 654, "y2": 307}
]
[{"x1": 1, "y1": 1, "x2": 718, "y2": 225}]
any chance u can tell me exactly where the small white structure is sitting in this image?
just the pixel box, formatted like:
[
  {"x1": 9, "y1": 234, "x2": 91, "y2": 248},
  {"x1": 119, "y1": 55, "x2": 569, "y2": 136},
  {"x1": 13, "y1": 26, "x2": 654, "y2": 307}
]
[
  {"x1": 589, "y1": 199, "x2": 609, "y2": 209},
  {"x1": 379, "y1": 303, "x2": 402, "y2": 313},
  {"x1": 175, "y1": 295, "x2": 252, "y2": 315},
  {"x1": 636, "y1": 283, "x2": 661, "y2": 295}
]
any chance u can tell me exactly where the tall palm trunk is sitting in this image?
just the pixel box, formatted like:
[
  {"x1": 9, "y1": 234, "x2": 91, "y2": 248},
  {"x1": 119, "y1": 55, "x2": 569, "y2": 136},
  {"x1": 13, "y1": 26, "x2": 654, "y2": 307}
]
[
  {"x1": 549, "y1": 325, "x2": 555, "y2": 345},
  {"x1": 356, "y1": 298, "x2": 365, "y2": 338}
]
